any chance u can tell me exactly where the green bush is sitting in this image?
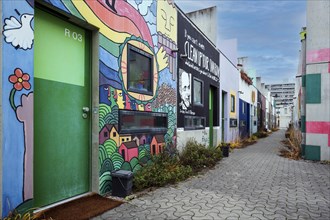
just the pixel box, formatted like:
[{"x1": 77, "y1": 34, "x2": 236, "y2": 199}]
[
  {"x1": 133, "y1": 139, "x2": 222, "y2": 192},
  {"x1": 133, "y1": 152, "x2": 192, "y2": 192},
  {"x1": 179, "y1": 139, "x2": 222, "y2": 172}
]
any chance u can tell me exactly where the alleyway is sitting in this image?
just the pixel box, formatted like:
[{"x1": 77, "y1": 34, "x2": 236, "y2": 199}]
[{"x1": 94, "y1": 130, "x2": 330, "y2": 220}]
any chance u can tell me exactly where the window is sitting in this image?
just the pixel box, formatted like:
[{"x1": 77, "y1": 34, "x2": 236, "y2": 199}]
[
  {"x1": 127, "y1": 44, "x2": 153, "y2": 94},
  {"x1": 242, "y1": 102, "x2": 245, "y2": 114},
  {"x1": 159, "y1": 145, "x2": 162, "y2": 153},
  {"x1": 184, "y1": 116, "x2": 205, "y2": 130},
  {"x1": 119, "y1": 110, "x2": 168, "y2": 134},
  {"x1": 113, "y1": 132, "x2": 116, "y2": 137},
  {"x1": 231, "y1": 95, "x2": 235, "y2": 112},
  {"x1": 104, "y1": 131, "x2": 108, "y2": 138},
  {"x1": 193, "y1": 78, "x2": 203, "y2": 105}
]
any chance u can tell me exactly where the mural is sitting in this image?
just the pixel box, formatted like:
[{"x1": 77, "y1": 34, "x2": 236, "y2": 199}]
[
  {"x1": 179, "y1": 69, "x2": 192, "y2": 111},
  {"x1": 177, "y1": 11, "x2": 220, "y2": 128},
  {"x1": 2, "y1": 0, "x2": 177, "y2": 215},
  {"x1": 89, "y1": 0, "x2": 178, "y2": 195},
  {"x1": 2, "y1": 0, "x2": 34, "y2": 216}
]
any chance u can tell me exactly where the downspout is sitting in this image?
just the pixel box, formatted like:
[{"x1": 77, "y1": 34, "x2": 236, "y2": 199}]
[
  {"x1": 0, "y1": 0, "x2": 3, "y2": 216},
  {"x1": 300, "y1": 27, "x2": 307, "y2": 158}
]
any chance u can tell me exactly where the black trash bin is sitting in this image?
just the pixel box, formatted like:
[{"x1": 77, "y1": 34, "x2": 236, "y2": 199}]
[
  {"x1": 111, "y1": 170, "x2": 133, "y2": 197},
  {"x1": 221, "y1": 145, "x2": 230, "y2": 157}
]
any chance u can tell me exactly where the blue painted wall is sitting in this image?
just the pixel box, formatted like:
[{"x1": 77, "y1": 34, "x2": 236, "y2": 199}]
[{"x1": 239, "y1": 99, "x2": 250, "y2": 139}]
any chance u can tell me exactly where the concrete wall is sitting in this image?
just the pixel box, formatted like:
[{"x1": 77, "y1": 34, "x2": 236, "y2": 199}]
[
  {"x1": 305, "y1": 0, "x2": 330, "y2": 160},
  {"x1": 219, "y1": 39, "x2": 240, "y2": 142},
  {"x1": 177, "y1": 127, "x2": 220, "y2": 152},
  {"x1": 186, "y1": 6, "x2": 217, "y2": 45}
]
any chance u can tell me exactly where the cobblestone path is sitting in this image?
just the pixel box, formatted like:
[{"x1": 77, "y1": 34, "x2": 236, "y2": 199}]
[{"x1": 94, "y1": 130, "x2": 330, "y2": 220}]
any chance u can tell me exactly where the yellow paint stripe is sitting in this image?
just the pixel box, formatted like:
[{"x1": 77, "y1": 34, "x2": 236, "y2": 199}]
[{"x1": 72, "y1": 1, "x2": 129, "y2": 44}]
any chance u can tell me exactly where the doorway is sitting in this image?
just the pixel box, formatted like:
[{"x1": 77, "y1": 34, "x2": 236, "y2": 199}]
[{"x1": 34, "y1": 8, "x2": 91, "y2": 207}]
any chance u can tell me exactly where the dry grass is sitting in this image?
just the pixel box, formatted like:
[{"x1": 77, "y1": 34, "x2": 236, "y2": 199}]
[
  {"x1": 280, "y1": 127, "x2": 302, "y2": 160},
  {"x1": 229, "y1": 135, "x2": 258, "y2": 149}
]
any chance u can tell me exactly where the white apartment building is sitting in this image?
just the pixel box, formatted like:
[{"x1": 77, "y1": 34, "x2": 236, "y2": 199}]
[{"x1": 266, "y1": 83, "x2": 295, "y2": 128}]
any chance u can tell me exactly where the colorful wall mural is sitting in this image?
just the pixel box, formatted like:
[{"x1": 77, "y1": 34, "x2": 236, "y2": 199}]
[
  {"x1": 2, "y1": 0, "x2": 34, "y2": 216},
  {"x1": 2, "y1": 0, "x2": 177, "y2": 216},
  {"x1": 177, "y1": 11, "x2": 220, "y2": 128}
]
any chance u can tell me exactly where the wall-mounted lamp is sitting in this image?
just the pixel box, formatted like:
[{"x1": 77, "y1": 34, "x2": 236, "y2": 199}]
[
  {"x1": 238, "y1": 91, "x2": 244, "y2": 94},
  {"x1": 180, "y1": 54, "x2": 188, "y2": 59}
]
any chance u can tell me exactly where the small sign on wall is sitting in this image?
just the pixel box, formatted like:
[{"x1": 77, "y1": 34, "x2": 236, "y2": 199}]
[{"x1": 230, "y1": 118, "x2": 238, "y2": 127}]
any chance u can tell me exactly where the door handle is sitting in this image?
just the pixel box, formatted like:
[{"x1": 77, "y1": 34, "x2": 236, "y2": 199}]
[
  {"x1": 82, "y1": 107, "x2": 90, "y2": 119},
  {"x1": 82, "y1": 107, "x2": 90, "y2": 113}
]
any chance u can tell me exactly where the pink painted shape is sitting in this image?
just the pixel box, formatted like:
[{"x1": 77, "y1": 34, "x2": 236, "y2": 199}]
[
  {"x1": 118, "y1": 144, "x2": 128, "y2": 161},
  {"x1": 127, "y1": 147, "x2": 138, "y2": 161},
  {"x1": 16, "y1": 93, "x2": 33, "y2": 201},
  {"x1": 306, "y1": 121, "x2": 330, "y2": 146},
  {"x1": 306, "y1": 48, "x2": 330, "y2": 64}
]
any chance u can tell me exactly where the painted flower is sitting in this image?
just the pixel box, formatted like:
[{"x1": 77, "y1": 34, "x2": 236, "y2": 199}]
[{"x1": 9, "y1": 68, "x2": 31, "y2": 91}]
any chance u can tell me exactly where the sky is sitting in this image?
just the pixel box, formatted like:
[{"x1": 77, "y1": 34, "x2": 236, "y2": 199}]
[{"x1": 175, "y1": 0, "x2": 307, "y2": 84}]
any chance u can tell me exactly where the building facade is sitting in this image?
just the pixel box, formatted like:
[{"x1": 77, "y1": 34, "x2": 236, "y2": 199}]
[
  {"x1": 176, "y1": 9, "x2": 220, "y2": 150},
  {"x1": 1, "y1": 0, "x2": 182, "y2": 216},
  {"x1": 299, "y1": 0, "x2": 330, "y2": 161}
]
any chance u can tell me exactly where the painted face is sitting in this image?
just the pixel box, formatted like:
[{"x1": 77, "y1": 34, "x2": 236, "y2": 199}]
[
  {"x1": 144, "y1": 103, "x2": 152, "y2": 112},
  {"x1": 138, "y1": 103, "x2": 144, "y2": 111},
  {"x1": 99, "y1": 85, "x2": 110, "y2": 105},
  {"x1": 180, "y1": 71, "x2": 191, "y2": 109},
  {"x1": 125, "y1": 94, "x2": 131, "y2": 109},
  {"x1": 116, "y1": 89, "x2": 125, "y2": 108},
  {"x1": 157, "y1": 0, "x2": 177, "y2": 42}
]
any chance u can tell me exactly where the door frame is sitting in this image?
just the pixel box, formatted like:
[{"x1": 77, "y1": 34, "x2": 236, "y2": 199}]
[{"x1": 34, "y1": 1, "x2": 99, "y2": 196}]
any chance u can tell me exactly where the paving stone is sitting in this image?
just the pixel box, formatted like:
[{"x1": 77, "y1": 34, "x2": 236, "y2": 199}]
[{"x1": 92, "y1": 130, "x2": 330, "y2": 220}]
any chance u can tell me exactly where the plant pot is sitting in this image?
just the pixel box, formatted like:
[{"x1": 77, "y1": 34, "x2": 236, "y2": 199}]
[{"x1": 221, "y1": 145, "x2": 230, "y2": 157}]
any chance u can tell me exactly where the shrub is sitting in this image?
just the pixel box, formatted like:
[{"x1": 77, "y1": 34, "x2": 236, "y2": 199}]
[
  {"x1": 280, "y1": 127, "x2": 302, "y2": 160},
  {"x1": 133, "y1": 152, "x2": 192, "y2": 192},
  {"x1": 179, "y1": 139, "x2": 222, "y2": 172},
  {"x1": 253, "y1": 131, "x2": 268, "y2": 138},
  {"x1": 250, "y1": 135, "x2": 258, "y2": 141}
]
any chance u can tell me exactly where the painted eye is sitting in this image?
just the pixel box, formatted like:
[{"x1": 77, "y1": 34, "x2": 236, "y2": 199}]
[
  {"x1": 170, "y1": 17, "x2": 174, "y2": 26},
  {"x1": 24, "y1": 15, "x2": 27, "y2": 18},
  {"x1": 161, "y1": 9, "x2": 167, "y2": 20}
]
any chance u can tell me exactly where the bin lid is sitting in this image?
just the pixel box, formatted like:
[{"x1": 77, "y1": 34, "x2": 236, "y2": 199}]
[{"x1": 111, "y1": 170, "x2": 133, "y2": 178}]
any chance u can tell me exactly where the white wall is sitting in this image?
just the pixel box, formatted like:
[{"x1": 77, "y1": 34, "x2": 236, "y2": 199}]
[
  {"x1": 176, "y1": 127, "x2": 220, "y2": 151},
  {"x1": 219, "y1": 39, "x2": 240, "y2": 142},
  {"x1": 186, "y1": 6, "x2": 217, "y2": 45}
]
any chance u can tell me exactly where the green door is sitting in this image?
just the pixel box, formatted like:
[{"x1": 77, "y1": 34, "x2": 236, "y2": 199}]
[
  {"x1": 34, "y1": 8, "x2": 90, "y2": 207},
  {"x1": 209, "y1": 88, "x2": 214, "y2": 147}
]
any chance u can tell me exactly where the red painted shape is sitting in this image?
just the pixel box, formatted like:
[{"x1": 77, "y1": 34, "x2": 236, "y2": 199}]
[
  {"x1": 85, "y1": 0, "x2": 141, "y2": 38},
  {"x1": 306, "y1": 121, "x2": 330, "y2": 146},
  {"x1": 88, "y1": 0, "x2": 154, "y2": 47},
  {"x1": 306, "y1": 48, "x2": 330, "y2": 64}
]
